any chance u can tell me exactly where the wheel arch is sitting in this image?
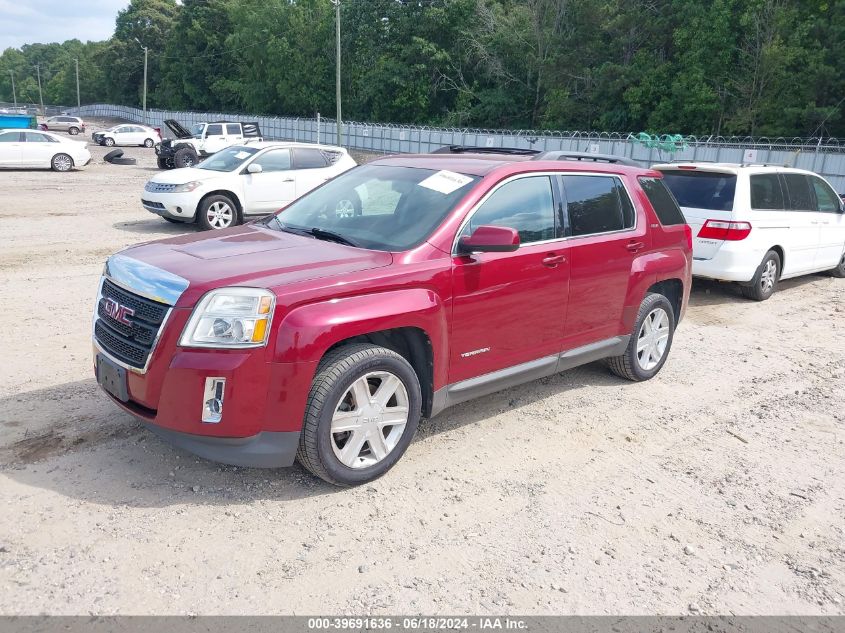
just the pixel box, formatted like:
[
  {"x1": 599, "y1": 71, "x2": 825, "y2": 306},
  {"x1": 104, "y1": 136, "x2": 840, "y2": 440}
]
[
  {"x1": 768, "y1": 245, "x2": 785, "y2": 278},
  {"x1": 645, "y1": 278, "x2": 684, "y2": 323}
]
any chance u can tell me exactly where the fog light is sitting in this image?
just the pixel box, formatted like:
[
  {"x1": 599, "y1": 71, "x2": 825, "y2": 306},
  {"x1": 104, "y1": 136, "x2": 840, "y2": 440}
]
[{"x1": 202, "y1": 377, "x2": 225, "y2": 423}]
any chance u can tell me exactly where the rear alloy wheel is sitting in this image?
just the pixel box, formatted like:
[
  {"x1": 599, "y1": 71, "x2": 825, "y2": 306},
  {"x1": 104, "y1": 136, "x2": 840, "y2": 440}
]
[
  {"x1": 741, "y1": 250, "x2": 780, "y2": 301},
  {"x1": 297, "y1": 344, "x2": 421, "y2": 486},
  {"x1": 51, "y1": 153, "x2": 74, "y2": 172},
  {"x1": 198, "y1": 194, "x2": 239, "y2": 231},
  {"x1": 607, "y1": 292, "x2": 676, "y2": 382},
  {"x1": 830, "y1": 251, "x2": 845, "y2": 278},
  {"x1": 144, "y1": 138, "x2": 155, "y2": 148},
  {"x1": 103, "y1": 137, "x2": 115, "y2": 147},
  {"x1": 68, "y1": 126, "x2": 79, "y2": 135}
]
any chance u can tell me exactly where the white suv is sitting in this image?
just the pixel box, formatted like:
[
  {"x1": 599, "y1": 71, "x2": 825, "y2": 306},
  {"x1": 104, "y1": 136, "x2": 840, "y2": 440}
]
[
  {"x1": 141, "y1": 142, "x2": 357, "y2": 230},
  {"x1": 653, "y1": 163, "x2": 845, "y2": 300}
]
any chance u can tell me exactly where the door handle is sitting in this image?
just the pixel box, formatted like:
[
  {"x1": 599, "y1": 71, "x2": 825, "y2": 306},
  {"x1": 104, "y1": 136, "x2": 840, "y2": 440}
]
[
  {"x1": 626, "y1": 241, "x2": 645, "y2": 252},
  {"x1": 542, "y1": 254, "x2": 566, "y2": 267},
  {"x1": 281, "y1": 178, "x2": 294, "y2": 183}
]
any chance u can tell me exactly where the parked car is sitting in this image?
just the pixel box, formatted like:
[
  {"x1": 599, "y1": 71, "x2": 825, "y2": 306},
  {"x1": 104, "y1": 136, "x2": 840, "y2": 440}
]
[
  {"x1": 141, "y1": 142, "x2": 357, "y2": 230},
  {"x1": 155, "y1": 119, "x2": 263, "y2": 169},
  {"x1": 93, "y1": 124, "x2": 161, "y2": 148},
  {"x1": 653, "y1": 163, "x2": 845, "y2": 300},
  {"x1": 94, "y1": 148, "x2": 692, "y2": 485},
  {"x1": 39, "y1": 115, "x2": 85, "y2": 135},
  {"x1": 0, "y1": 128, "x2": 91, "y2": 171}
]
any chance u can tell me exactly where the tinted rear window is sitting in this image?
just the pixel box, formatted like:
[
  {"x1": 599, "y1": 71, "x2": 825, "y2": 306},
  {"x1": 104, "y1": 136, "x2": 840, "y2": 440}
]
[
  {"x1": 562, "y1": 175, "x2": 634, "y2": 236},
  {"x1": 639, "y1": 177, "x2": 686, "y2": 225},
  {"x1": 781, "y1": 174, "x2": 815, "y2": 211},
  {"x1": 293, "y1": 148, "x2": 328, "y2": 169},
  {"x1": 660, "y1": 170, "x2": 736, "y2": 211}
]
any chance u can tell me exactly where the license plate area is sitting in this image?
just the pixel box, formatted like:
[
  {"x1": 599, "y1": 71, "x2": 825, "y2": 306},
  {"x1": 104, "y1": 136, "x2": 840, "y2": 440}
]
[{"x1": 96, "y1": 353, "x2": 129, "y2": 402}]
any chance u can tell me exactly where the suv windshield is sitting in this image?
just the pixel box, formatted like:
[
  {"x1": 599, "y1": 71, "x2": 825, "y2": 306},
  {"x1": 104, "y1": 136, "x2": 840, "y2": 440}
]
[
  {"x1": 659, "y1": 170, "x2": 737, "y2": 211},
  {"x1": 269, "y1": 164, "x2": 479, "y2": 251},
  {"x1": 198, "y1": 146, "x2": 259, "y2": 172}
]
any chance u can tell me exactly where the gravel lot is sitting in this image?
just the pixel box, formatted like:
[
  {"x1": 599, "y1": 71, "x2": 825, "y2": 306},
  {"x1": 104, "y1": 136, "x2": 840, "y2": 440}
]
[{"x1": 0, "y1": 119, "x2": 843, "y2": 615}]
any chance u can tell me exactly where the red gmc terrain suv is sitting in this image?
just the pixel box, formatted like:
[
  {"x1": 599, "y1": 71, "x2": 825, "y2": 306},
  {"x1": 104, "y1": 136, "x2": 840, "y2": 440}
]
[{"x1": 93, "y1": 148, "x2": 692, "y2": 486}]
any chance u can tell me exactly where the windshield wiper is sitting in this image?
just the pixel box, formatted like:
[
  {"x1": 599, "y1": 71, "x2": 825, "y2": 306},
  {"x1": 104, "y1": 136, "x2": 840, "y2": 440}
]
[{"x1": 307, "y1": 228, "x2": 359, "y2": 248}]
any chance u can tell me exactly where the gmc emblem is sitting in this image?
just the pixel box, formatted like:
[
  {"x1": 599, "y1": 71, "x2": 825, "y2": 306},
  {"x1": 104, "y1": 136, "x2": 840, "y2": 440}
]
[{"x1": 104, "y1": 298, "x2": 135, "y2": 326}]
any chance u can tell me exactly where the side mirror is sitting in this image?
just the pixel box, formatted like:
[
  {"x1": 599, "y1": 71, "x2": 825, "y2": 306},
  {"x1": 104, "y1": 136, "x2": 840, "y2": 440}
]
[
  {"x1": 457, "y1": 225, "x2": 520, "y2": 254},
  {"x1": 247, "y1": 163, "x2": 263, "y2": 174}
]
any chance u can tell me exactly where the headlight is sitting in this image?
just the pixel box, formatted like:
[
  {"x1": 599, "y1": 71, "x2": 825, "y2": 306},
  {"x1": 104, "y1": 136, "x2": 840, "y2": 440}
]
[
  {"x1": 180, "y1": 288, "x2": 275, "y2": 348},
  {"x1": 172, "y1": 181, "x2": 202, "y2": 193}
]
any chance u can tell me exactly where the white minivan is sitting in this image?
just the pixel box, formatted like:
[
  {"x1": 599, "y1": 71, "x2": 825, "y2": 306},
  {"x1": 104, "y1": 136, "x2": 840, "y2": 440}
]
[{"x1": 653, "y1": 163, "x2": 845, "y2": 300}]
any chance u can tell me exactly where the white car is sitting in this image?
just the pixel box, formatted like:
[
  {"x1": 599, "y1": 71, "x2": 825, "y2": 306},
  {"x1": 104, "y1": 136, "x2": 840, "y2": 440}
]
[
  {"x1": 653, "y1": 163, "x2": 845, "y2": 300},
  {"x1": 0, "y1": 128, "x2": 91, "y2": 171},
  {"x1": 141, "y1": 142, "x2": 358, "y2": 230},
  {"x1": 93, "y1": 124, "x2": 161, "y2": 148}
]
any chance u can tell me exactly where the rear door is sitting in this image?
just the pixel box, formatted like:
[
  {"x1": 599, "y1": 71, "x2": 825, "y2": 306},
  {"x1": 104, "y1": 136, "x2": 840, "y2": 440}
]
[
  {"x1": 226, "y1": 124, "x2": 244, "y2": 145},
  {"x1": 560, "y1": 173, "x2": 645, "y2": 349},
  {"x1": 657, "y1": 168, "x2": 736, "y2": 260},
  {"x1": 0, "y1": 131, "x2": 23, "y2": 165},
  {"x1": 779, "y1": 173, "x2": 820, "y2": 274},
  {"x1": 291, "y1": 148, "x2": 332, "y2": 196},
  {"x1": 242, "y1": 149, "x2": 295, "y2": 213},
  {"x1": 809, "y1": 174, "x2": 845, "y2": 269},
  {"x1": 202, "y1": 124, "x2": 227, "y2": 154}
]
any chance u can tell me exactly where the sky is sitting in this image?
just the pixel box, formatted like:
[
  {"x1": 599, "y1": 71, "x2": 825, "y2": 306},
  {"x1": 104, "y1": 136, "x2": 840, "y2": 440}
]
[{"x1": 0, "y1": 0, "x2": 130, "y2": 51}]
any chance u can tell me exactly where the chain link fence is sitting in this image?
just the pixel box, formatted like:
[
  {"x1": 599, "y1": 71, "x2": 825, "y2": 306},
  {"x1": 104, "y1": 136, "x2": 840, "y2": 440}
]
[{"x1": 68, "y1": 103, "x2": 845, "y2": 191}]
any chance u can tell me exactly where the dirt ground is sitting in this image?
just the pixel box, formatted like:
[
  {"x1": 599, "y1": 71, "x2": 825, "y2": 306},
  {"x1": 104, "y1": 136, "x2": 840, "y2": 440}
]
[{"x1": 0, "y1": 118, "x2": 843, "y2": 616}]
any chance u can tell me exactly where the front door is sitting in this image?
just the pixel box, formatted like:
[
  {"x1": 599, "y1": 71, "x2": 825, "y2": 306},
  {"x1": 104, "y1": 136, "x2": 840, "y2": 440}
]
[
  {"x1": 21, "y1": 131, "x2": 55, "y2": 167},
  {"x1": 808, "y1": 174, "x2": 845, "y2": 269},
  {"x1": 449, "y1": 174, "x2": 569, "y2": 384},
  {"x1": 242, "y1": 149, "x2": 295, "y2": 214},
  {"x1": 559, "y1": 173, "x2": 646, "y2": 350}
]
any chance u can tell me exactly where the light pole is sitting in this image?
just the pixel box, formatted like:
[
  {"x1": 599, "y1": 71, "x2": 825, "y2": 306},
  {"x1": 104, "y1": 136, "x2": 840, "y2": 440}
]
[
  {"x1": 333, "y1": 0, "x2": 342, "y2": 146},
  {"x1": 134, "y1": 38, "x2": 148, "y2": 124},
  {"x1": 74, "y1": 58, "x2": 80, "y2": 108},
  {"x1": 9, "y1": 71, "x2": 16, "y2": 108},
  {"x1": 35, "y1": 63, "x2": 44, "y2": 115}
]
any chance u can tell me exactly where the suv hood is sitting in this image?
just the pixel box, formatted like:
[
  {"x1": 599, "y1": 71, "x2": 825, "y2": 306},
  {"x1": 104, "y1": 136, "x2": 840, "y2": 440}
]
[
  {"x1": 164, "y1": 118, "x2": 193, "y2": 139},
  {"x1": 149, "y1": 167, "x2": 226, "y2": 185},
  {"x1": 109, "y1": 224, "x2": 393, "y2": 307}
]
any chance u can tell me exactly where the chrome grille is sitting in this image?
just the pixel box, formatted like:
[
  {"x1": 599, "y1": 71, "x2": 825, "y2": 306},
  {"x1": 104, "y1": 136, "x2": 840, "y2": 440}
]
[
  {"x1": 94, "y1": 279, "x2": 170, "y2": 370},
  {"x1": 144, "y1": 182, "x2": 177, "y2": 193}
]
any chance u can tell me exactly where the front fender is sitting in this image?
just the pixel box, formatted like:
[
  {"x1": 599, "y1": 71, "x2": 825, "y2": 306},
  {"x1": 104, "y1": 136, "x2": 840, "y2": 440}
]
[{"x1": 272, "y1": 288, "x2": 449, "y2": 387}]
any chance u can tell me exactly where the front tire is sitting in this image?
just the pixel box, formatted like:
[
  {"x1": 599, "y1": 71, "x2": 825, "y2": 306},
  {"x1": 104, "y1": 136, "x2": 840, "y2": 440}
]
[
  {"x1": 174, "y1": 147, "x2": 198, "y2": 168},
  {"x1": 197, "y1": 194, "x2": 239, "y2": 230},
  {"x1": 607, "y1": 292, "x2": 676, "y2": 382},
  {"x1": 156, "y1": 156, "x2": 173, "y2": 169},
  {"x1": 103, "y1": 137, "x2": 115, "y2": 147},
  {"x1": 51, "y1": 153, "x2": 74, "y2": 172},
  {"x1": 829, "y1": 251, "x2": 845, "y2": 278},
  {"x1": 741, "y1": 250, "x2": 780, "y2": 301},
  {"x1": 297, "y1": 344, "x2": 422, "y2": 486},
  {"x1": 144, "y1": 138, "x2": 154, "y2": 148}
]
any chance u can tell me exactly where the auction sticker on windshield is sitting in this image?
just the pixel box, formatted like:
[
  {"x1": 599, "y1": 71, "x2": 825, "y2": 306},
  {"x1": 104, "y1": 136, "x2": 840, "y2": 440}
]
[
  {"x1": 418, "y1": 170, "x2": 474, "y2": 194},
  {"x1": 235, "y1": 151, "x2": 251, "y2": 159}
]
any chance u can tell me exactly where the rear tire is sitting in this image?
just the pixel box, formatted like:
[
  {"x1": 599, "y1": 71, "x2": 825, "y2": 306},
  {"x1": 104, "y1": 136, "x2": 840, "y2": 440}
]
[
  {"x1": 296, "y1": 344, "x2": 422, "y2": 486},
  {"x1": 741, "y1": 250, "x2": 780, "y2": 301},
  {"x1": 197, "y1": 194, "x2": 240, "y2": 231},
  {"x1": 607, "y1": 292, "x2": 676, "y2": 382},
  {"x1": 68, "y1": 126, "x2": 79, "y2": 135},
  {"x1": 51, "y1": 153, "x2": 74, "y2": 172},
  {"x1": 829, "y1": 251, "x2": 845, "y2": 278}
]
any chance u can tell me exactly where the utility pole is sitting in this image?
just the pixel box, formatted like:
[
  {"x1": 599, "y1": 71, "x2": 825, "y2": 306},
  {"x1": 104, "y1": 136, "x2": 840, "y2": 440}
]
[
  {"x1": 35, "y1": 63, "x2": 44, "y2": 115},
  {"x1": 135, "y1": 38, "x2": 148, "y2": 124},
  {"x1": 74, "y1": 58, "x2": 80, "y2": 108},
  {"x1": 9, "y1": 71, "x2": 16, "y2": 108},
  {"x1": 333, "y1": 0, "x2": 342, "y2": 146}
]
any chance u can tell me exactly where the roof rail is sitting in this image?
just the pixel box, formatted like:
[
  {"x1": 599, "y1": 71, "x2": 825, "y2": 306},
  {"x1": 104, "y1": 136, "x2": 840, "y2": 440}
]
[
  {"x1": 533, "y1": 151, "x2": 640, "y2": 167},
  {"x1": 431, "y1": 145, "x2": 541, "y2": 156}
]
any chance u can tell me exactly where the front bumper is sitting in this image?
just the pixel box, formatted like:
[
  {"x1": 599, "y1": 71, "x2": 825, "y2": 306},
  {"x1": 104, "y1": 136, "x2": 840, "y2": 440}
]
[
  {"x1": 143, "y1": 423, "x2": 299, "y2": 468},
  {"x1": 140, "y1": 191, "x2": 200, "y2": 221}
]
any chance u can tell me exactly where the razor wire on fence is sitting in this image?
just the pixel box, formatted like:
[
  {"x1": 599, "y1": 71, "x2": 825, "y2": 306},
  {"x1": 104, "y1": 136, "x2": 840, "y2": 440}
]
[{"x1": 67, "y1": 103, "x2": 845, "y2": 191}]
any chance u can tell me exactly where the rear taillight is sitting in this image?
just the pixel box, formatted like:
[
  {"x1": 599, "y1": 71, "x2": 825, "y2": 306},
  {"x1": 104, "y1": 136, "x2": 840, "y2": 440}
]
[
  {"x1": 684, "y1": 224, "x2": 693, "y2": 250},
  {"x1": 697, "y1": 219, "x2": 752, "y2": 241}
]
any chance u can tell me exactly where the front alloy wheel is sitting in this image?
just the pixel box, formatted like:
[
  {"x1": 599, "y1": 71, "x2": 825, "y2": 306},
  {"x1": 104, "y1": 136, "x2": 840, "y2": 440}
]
[{"x1": 297, "y1": 344, "x2": 422, "y2": 486}]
